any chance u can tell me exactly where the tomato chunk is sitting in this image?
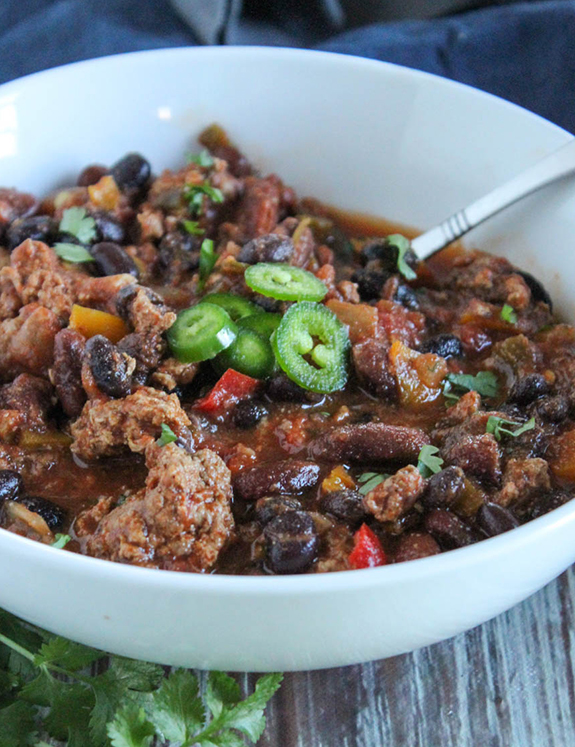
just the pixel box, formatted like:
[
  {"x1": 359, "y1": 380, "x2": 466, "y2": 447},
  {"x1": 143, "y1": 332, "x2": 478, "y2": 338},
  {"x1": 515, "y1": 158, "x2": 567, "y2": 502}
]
[
  {"x1": 194, "y1": 369, "x2": 260, "y2": 415},
  {"x1": 349, "y1": 524, "x2": 387, "y2": 570}
]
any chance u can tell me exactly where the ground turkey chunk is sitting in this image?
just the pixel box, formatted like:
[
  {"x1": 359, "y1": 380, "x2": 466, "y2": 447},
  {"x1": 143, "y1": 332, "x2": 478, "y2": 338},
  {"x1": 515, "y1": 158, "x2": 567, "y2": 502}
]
[
  {"x1": 71, "y1": 387, "x2": 191, "y2": 460},
  {"x1": 364, "y1": 465, "x2": 425, "y2": 522},
  {"x1": 496, "y1": 457, "x2": 551, "y2": 508},
  {"x1": 0, "y1": 303, "x2": 61, "y2": 380},
  {"x1": 79, "y1": 442, "x2": 234, "y2": 571}
]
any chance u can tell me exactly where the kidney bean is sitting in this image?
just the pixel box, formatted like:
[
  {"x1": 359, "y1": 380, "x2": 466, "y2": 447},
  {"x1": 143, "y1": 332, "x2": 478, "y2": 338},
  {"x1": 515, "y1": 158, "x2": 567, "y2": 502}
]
[
  {"x1": 477, "y1": 502, "x2": 519, "y2": 537},
  {"x1": 424, "y1": 509, "x2": 476, "y2": 549},
  {"x1": 254, "y1": 496, "x2": 303, "y2": 526},
  {"x1": 309, "y1": 423, "x2": 429, "y2": 463},
  {"x1": 0, "y1": 470, "x2": 23, "y2": 505},
  {"x1": 77, "y1": 165, "x2": 108, "y2": 187},
  {"x1": 6, "y1": 215, "x2": 57, "y2": 251},
  {"x1": 85, "y1": 335, "x2": 133, "y2": 398},
  {"x1": 508, "y1": 373, "x2": 550, "y2": 405},
  {"x1": 421, "y1": 466, "x2": 465, "y2": 508},
  {"x1": 319, "y1": 489, "x2": 369, "y2": 527},
  {"x1": 17, "y1": 496, "x2": 66, "y2": 531},
  {"x1": 264, "y1": 510, "x2": 318, "y2": 574},
  {"x1": 90, "y1": 242, "x2": 139, "y2": 277},
  {"x1": 233, "y1": 400, "x2": 268, "y2": 429},
  {"x1": 394, "y1": 532, "x2": 440, "y2": 563},
  {"x1": 111, "y1": 153, "x2": 151, "y2": 192},
  {"x1": 234, "y1": 460, "x2": 321, "y2": 501},
  {"x1": 52, "y1": 329, "x2": 87, "y2": 417},
  {"x1": 419, "y1": 334, "x2": 463, "y2": 359},
  {"x1": 237, "y1": 234, "x2": 294, "y2": 264}
]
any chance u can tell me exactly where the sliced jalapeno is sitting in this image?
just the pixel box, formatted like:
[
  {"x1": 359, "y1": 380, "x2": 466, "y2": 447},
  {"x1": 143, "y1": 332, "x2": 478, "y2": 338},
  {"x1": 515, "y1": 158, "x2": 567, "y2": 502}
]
[
  {"x1": 204, "y1": 292, "x2": 259, "y2": 321},
  {"x1": 244, "y1": 263, "x2": 327, "y2": 302},
  {"x1": 239, "y1": 312, "x2": 282, "y2": 338},
  {"x1": 214, "y1": 326, "x2": 276, "y2": 379},
  {"x1": 167, "y1": 303, "x2": 237, "y2": 363},
  {"x1": 271, "y1": 301, "x2": 350, "y2": 393}
]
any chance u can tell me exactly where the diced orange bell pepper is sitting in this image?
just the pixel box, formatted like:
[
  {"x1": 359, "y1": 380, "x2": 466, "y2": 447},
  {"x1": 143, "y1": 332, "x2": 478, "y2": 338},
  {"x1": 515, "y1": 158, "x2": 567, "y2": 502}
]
[
  {"x1": 326, "y1": 300, "x2": 379, "y2": 344},
  {"x1": 389, "y1": 340, "x2": 447, "y2": 407},
  {"x1": 69, "y1": 304, "x2": 128, "y2": 344},
  {"x1": 321, "y1": 465, "x2": 355, "y2": 494},
  {"x1": 88, "y1": 174, "x2": 121, "y2": 210},
  {"x1": 349, "y1": 524, "x2": 387, "y2": 569},
  {"x1": 194, "y1": 369, "x2": 260, "y2": 415},
  {"x1": 550, "y1": 429, "x2": 575, "y2": 481}
]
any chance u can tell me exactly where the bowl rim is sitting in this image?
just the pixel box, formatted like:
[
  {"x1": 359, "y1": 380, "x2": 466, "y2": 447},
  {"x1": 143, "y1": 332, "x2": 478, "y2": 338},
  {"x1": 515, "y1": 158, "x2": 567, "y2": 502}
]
[{"x1": 1, "y1": 44, "x2": 574, "y2": 595}]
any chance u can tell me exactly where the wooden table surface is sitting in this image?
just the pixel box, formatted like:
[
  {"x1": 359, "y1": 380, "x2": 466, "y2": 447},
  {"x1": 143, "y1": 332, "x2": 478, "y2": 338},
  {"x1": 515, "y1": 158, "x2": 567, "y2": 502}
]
[{"x1": 249, "y1": 566, "x2": 575, "y2": 746}]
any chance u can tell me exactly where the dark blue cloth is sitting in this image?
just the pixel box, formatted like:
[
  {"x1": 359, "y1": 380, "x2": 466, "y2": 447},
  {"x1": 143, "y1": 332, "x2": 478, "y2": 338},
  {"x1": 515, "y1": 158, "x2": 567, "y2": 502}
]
[{"x1": 1, "y1": 1, "x2": 574, "y2": 134}]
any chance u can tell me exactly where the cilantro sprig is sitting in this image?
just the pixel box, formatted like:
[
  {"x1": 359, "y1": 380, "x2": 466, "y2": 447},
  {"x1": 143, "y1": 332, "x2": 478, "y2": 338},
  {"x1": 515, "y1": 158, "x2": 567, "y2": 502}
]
[
  {"x1": 199, "y1": 238, "x2": 217, "y2": 288},
  {"x1": 51, "y1": 533, "x2": 71, "y2": 549},
  {"x1": 59, "y1": 207, "x2": 97, "y2": 244},
  {"x1": 156, "y1": 423, "x2": 177, "y2": 447},
  {"x1": 182, "y1": 220, "x2": 204, "y2": 236},
  {"x1": 357, "y1": 472, "x2": 390, "y2": 495},
  {"x1": 386, "y1": 234, "x2": 417, "y2": 281},
  {"x1": 486, "y1": 415, "x2": 535, "y2": 441},
  {"x1": 53, "y1": 243, "x2": 94, "y2": 263},
  {"x1": 442, "y1": 370, "x2": 499, "y2": 405},
  {"x1": 0, "y1": 609, "x2": 282, "y2": 747},
  {"x1": 500, "y1": 304, "x2": 518, "y2": 324},
  {"x1": 417, "y1": 445, "x2": 444, "y2": 478},
  {"x1": 183, "y1": 183, "x2": 224, "y2": 218},
  {"x1": 187, "y1": 150, "x2": 215, "y2": 169}
]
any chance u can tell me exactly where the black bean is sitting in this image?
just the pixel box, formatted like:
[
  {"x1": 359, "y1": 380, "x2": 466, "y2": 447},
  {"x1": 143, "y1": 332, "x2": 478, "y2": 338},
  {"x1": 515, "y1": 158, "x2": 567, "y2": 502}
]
[
  {"x1": 7, "y1": 216, "x2": 57, "y2": 251},
  {"x1": 419, "y1": 334, "x2": 464, "y2": 359},
  {"x1": 530, "y1": 490, "x2": 572, "y2": 520},
  {"x1": 55, "y1": 232, "x2": 83, "y2": 246},
  {"x1": 85, "y1": 335, "x2": 133, "y2": 398},
  {"x1": 234, "y1": 460, "x2": 321, "y2": 501},
  {"x1": 394, "y1": 532, "x2": 440, "y2": 563},
  {"x1": 360, "y1": 239, "x2": 388, "y2": 265},
  {"x1": 89, "y1": 242, "x2": 139, "y2": 277},
  {"x1": 394, "y1": 284, "x2": 419, "y2": 310},
  {"x1": 255, "y1": 496, "x2": 303, "y2": 526},
  {"x1": 266, "y1": 373, "x2": 323, "y2": 404},
  {"x1": 360, "y1": 238, "x2": 418, "y2": 273},
  {"x1": 422, "y1": 466, "x2": 466, "y2": 508},
  {"x1": 158, "y1": 231, "x2": 201, "y2": 271},
  {"x1": 111, "y1": 153, "x2": 151, "y2": 193},
  {"x1": 237, "y1": 234, "x2": 294, "y2": 264},
  {"x1": 0, "y1": 470, "x2": 23, "y2": 505},
  {"x1": 116, "y1": 333, "x2": 150, "y2": 385},
  {"x1": 232, "y1": 400, "x2": 268, "y2": 429},
  {"x1": 425, "y1": 509, "x2": 476, "y2": 549},
  {"x1": 17, "y1": 496, "x2": 66, "y2": 531},
  {"x1": 319, "y1": 489, "x2": 368, "y2": 527},
  {"x1": 516, "y1": 269, "x2": 553, "y2": 310},
  {"x1": 264, "y1": 510, "x2": 318, "y2": 574},
  {"x1": 52, "y1": 329, "x2": 87, "y2": 418},
  {"x1": 115, "y1": 284, "x2": 164, "y2": 321},
  {"x1": 536, "y1": 395, "x2": 569, "y2": 423},
  {"x1": 77, "y1": 164, "x2": 108, "y2": 187},
  {"x1": 508, "y1": 373, "x2": 551, "y2": 405},
  {"x1": 92, "y1": 211, "x2": 126, "y2": 244},
  {"x1": 351, "y1": 267, "x2": 388, "y2": 301},
  {"x1": 477, "y1": 502, "x2": 519, "y2": 537}
]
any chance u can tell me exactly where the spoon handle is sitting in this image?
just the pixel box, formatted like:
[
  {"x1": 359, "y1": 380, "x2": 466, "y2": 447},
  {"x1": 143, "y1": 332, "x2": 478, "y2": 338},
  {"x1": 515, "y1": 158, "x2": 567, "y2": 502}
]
[{"x1": 411, "y1": 137, "x2": 575, "y2": 258}]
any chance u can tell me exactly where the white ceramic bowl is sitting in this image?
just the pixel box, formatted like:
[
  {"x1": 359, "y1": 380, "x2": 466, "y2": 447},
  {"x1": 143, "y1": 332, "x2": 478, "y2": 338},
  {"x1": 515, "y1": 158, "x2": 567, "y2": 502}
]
[{"x1": 1, "y1": 47, "x2": 574, "y2": 672}]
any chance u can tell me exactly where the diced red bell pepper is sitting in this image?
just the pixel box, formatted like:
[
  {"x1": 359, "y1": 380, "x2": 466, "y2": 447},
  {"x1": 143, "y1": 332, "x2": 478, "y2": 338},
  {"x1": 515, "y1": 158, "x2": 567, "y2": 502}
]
[
  {"x1": 349, "y1": 524, "x2": 387, "y2": 570},
  {"x1": 194, "y1": 368, "x2": 260, "y2": 415}
]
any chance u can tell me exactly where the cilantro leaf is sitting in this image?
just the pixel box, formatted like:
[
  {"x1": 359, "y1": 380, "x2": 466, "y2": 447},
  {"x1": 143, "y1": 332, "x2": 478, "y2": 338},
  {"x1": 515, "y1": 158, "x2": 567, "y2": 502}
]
[
  {"x1": 486, "y1": 415, "x2": 535, "y2": 441},
  {"x1": 0, "y1": 700, "x2": 37, "y2": 746},
  {"x1": 387, "y1": 234, "x2": 417, "y2": 281},
  {"x1": 199, "y1": 238, "x2": 217, "y2": 287},
  {"x1": 205, "y1": 671, "x2": 241, "y2": 718},
  {"x1": 188, "y1": 149, "x2": 215, "y2": 168},
  {"x1": 51, "y1": 533, "x2": 71, "y2": 549},
  {"x1": 357, "y1": 472, "x2": 390, "y2": 495},
  {"x1": 443, "y1": 370, "x2": 499, "y2": 404},
  {"x1": 59, "y1": 207, "x2": 97, "y2": 244},
  {"x1": 156, "y1": 423, "x2": 177, "y2": 447},
  {"x1": 107, "y1": 703, "x2": 155, "y2": 747},
  {"x1": 147, "y1": 669, "x2": 204, "y2": 743},
  {"x1": 500, "y1": 304, "x2": 518, "y2": 324},
  {"x1": 53, "y1": 242, "x2": 94, "y2": 263},
  {"x1": 184, "y1": 182, "x2": 224, "y2": 217},
  {"x1": 417, "y1": 445, "x2": 444, "y2": 478},
  {"x1": 33, "y1": 636, "x2": 103, "y2": 671},
  {"x1": 182, "y1": 219, "x2": 205, "y2": 236}
]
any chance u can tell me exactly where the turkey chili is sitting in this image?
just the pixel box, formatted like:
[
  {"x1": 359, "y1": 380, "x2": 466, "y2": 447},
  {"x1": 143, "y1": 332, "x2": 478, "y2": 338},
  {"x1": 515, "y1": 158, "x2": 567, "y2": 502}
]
[{"x1": 0, "y1": 125, "x2": 572, "y2": 575}]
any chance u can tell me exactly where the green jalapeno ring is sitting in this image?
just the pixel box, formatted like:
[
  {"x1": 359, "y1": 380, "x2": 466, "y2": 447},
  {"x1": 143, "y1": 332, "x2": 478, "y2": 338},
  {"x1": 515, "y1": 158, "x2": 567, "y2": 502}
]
[
  {"x1": 271, "y1": 301, "x2": 350, "y2": 393},
  {"x1": 203, "y1": 292, "x2": 259, "y2": 321},
  {"x1": 213, "y1": 326, "x2": 277, "y2": 380},
  {"x1": 167, "y1": 303, "x2": 238, "y2": 363},
  {"x1": 244, "y1": 263, "x2": 327, "y2": 302},
  {"x1": 238, "y1": 312, "x2": 282, "y2": 338}
]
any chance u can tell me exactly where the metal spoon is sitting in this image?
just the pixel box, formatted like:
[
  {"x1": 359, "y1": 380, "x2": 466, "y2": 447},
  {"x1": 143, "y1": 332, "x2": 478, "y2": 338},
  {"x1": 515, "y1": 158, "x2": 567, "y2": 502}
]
[{"x1": 411, "y1": 138, "x2": 575, "y2": 258}]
